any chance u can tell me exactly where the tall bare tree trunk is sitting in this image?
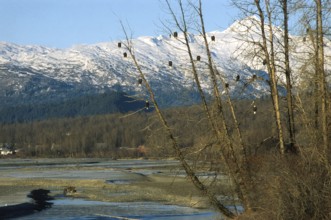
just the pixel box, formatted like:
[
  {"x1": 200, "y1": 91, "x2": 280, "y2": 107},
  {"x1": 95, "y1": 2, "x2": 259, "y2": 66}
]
[
  {"x1": 281, "y1": 0, "x2": 296, "y2": 148},
  {"x1": 306, "y1": 25, "x2": 320, "y2": 130},
  {"x1": 196, "y1": 0, "x2": 249, "y2": 170},
  {"x1": 166, "y1": 0, "x2": 252, "y2": 214},
  {"x1": 120, "y1": 20, "x2": 236, "y2": 219},
  {"x1": 197, "y1": 0, "x2": 251, "y2": 211},
  {"x1": 255, "y1": 0, "x2": 286, "y2": 154},
  {"x1": 316, "y1": 0, "x2": 329, "y2": 155}
]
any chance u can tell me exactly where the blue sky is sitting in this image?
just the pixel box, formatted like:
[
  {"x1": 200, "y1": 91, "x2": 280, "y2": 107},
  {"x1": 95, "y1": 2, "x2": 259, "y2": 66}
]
[{"x1": 0, "y1": 0, "x2": 239, "y2": 48}]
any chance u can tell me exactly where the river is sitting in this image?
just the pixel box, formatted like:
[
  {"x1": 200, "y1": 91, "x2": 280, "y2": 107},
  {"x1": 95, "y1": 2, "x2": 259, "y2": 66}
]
[{"x1": 0, "y1": 158, "x2": 223, "y2": 219}]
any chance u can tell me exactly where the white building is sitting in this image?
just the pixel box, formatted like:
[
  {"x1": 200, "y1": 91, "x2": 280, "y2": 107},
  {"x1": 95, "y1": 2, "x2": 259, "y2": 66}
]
[{"x1": 0, "y1": 146, "x2": 15, "y2": 155}]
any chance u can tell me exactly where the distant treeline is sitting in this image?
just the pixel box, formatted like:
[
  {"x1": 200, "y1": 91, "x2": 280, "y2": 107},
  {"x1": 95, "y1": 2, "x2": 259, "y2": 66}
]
[{"x1": 0, "y1": 98, "x2": 282, "y2": 158}]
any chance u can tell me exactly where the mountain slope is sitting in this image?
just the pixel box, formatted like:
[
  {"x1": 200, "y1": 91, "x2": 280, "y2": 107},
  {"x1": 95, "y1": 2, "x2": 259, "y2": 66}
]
[
  {"x1": 0, "y1": 16, "x2": 330, "y2": 118},
  {"x1": 0, "y1": 91, "x2": 148, "y2": 123}
]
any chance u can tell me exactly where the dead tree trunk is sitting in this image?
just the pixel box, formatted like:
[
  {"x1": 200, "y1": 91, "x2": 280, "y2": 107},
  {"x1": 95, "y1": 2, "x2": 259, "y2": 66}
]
[
  {"x1": 121, "y1": 21, "x2": 236, "y2": 219},
  {"x1": 171, "y1": 0, "x2": 253, "y2": 213},
  {"x1": 316, "y1": 0, "x2": 329, "y2": 154},
  {"x1": 280, "y1": 0, "x2": 296, "y2": 148},
  {"x1": 196, "y1": 0, "x2": 252, "y2": 211},
  {"x1": 254, "y1": 0, "x2": 286, "y2": 154}
]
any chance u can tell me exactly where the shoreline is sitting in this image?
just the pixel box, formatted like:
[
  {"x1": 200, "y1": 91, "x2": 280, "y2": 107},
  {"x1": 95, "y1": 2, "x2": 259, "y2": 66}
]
[{"x1": 0, "y1": 158, "x2": 212, "y2": 210}]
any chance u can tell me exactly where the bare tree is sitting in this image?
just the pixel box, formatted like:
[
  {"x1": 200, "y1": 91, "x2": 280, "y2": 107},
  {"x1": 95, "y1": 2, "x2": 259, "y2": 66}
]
[
  {"x1": 117, "y1": 0, "x2": 331, "y2": 218},
  {"x1": 295, "y1": 0, "x2": 330, "y2": 156},
  {"x1": 119, "y1": 19, "x2": 237, "y2": 218},
  {"x1": 164, "y1": 0, "x2": 255, "y2": 213},
  {"x1": 315, "y1": 0, "x2": 329, "y2": 154},
  {"x1": 280, "y1": 0, "x2": 296, "y2": 149},
  {"x1": 254, "y1": 0, "x2": 286, "y2": 154},
  {"x1": 193, "y1": 0, "x2": 253, "y2": 209}
]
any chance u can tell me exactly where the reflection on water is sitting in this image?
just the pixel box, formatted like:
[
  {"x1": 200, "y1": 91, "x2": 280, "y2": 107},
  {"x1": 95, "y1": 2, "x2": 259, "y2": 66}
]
[
  {"x1": 15, "y1": 198, "x2": 219, "y2": 220},
  {"x1": 0, "y1": 189, "x2": 54, "y2": 219}
]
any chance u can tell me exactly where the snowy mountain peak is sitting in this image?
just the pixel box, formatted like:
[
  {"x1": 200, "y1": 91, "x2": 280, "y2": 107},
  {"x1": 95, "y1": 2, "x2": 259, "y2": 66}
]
[
  {"x1": 0, "y1": 16, "x2": 330, "y2": 109},
  {"x1": 224, "y1": 15, "x2": 261, "y2": 34}
]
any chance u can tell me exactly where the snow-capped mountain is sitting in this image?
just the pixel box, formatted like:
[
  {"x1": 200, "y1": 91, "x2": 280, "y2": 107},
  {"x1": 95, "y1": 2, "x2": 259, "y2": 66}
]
[{"x1": 0, "y1": 16, "x2": 330, "y2": 109}]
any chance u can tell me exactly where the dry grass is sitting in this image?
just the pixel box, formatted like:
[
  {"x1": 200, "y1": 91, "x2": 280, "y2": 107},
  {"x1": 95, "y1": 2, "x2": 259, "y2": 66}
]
[{"x1": 0, "y1": 170, "x2": 211, "y2": 209}]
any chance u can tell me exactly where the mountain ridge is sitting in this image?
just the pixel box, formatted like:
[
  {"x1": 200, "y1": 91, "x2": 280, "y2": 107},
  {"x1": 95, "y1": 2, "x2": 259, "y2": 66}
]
[{"x1": 0, "y1": 16, "x2": 330, "y2": 120}]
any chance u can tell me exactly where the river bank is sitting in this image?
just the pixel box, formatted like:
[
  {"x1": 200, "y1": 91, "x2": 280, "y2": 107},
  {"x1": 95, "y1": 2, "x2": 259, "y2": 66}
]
[{"x1": 0, "y1": 158, "x2": 224, "y2": 219}]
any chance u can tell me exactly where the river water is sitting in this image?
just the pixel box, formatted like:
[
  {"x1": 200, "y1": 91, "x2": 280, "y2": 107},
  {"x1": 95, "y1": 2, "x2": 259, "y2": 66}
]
[
  {"x1": 16, "y1": 199, "x2": 218, "y2": 220},
  {"x1": 0, "y1": 159, "x2": 222, "y2": 219}
]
